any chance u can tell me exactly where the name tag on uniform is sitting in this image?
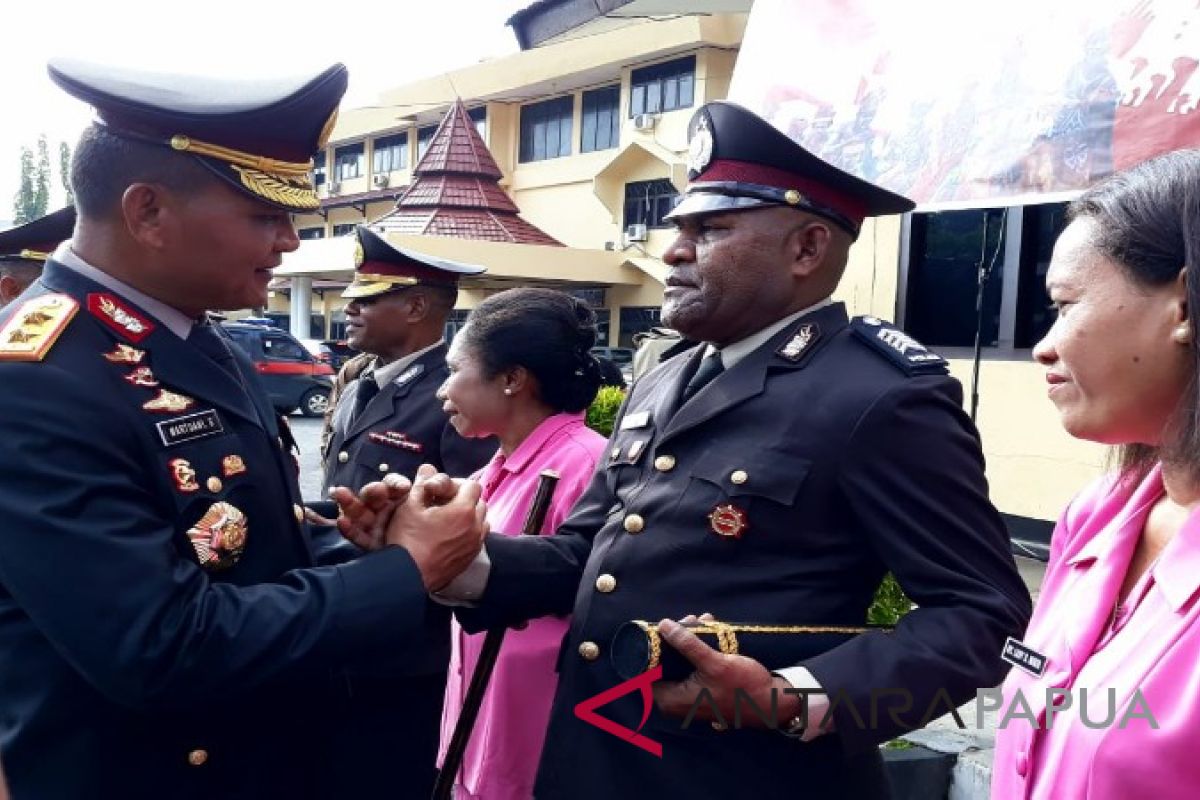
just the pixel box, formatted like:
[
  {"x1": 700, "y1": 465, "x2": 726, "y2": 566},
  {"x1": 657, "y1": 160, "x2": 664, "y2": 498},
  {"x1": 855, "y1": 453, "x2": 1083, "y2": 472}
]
[
  {"x1": 1001, "y1": 636, "x2": 1047, "y2": 677},
  {"x1": 156, "y1": 410, "x2": 224, "y2": 447},
  {"x1": 620, "y1": 410, "x2": 650, "y2": 430}
]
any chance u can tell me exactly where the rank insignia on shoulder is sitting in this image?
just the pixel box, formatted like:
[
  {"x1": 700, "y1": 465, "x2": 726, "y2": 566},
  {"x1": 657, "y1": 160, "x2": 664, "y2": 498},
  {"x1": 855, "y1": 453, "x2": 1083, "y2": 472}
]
[
  {"x1": 850, "y1": 316, "x2": 948, "y2": 376},
  {"x1": 123, "y1": 366, "x2": 159, "y2": 387},
  {"x1": 87, "y1": 293, "x2": 154, "y2": 343},
  {"x1": 776, "y1": 322, "x2": 821, "y2": 363},
  {"x1": 188, "y1": 501, "x2": 248, "y2": 571},
  {"x1": 394, "y1": 364, "x2": 424, "y2": 387},
  {"x1": 708, "y1": 503, "x2": 748, "y2": 539},
  {"x1": 169, "y1": 458, "x2": 200, "y2": 492},
  {"x1": 222, "y1": 455, "x2": 247, "y2": 477},
  {"x1": 102, "y1": 343, "x2": 146, "y2": 364},
  {"x1": 0, "y1": 294, "x2": 79, "y2": 362},
  {"x1": 143, "y1": 389, "x2": 195, "y2": 413}
]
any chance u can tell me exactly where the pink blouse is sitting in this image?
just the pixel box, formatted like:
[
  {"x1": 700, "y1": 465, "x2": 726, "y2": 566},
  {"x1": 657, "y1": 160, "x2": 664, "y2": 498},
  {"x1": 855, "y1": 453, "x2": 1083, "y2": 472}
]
[
  {"x1": 993, "y1": 463, "x2": 1200, "y2": 799},
  {"x1": 437, "y1": 412, "x2": 606, "y2": 799}
]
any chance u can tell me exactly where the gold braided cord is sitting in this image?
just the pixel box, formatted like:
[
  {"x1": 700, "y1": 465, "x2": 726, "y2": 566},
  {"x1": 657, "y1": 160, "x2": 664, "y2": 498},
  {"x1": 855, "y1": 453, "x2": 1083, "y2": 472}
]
[
  {"x1": 631, "y1": 618, "x2": 890, "y2": 668},
  {"x1": 171, "y1": 135, "x2": 314, "y2": 177},
  {"x1": 18, "y1": 250, "x2": 51, "y2": 261},
  {"x1": 230, "y1": 166, "x2": 319, "y2": 210},
  {"x1": 352, "y1": 273, "x2": 419, "y2": 286}
]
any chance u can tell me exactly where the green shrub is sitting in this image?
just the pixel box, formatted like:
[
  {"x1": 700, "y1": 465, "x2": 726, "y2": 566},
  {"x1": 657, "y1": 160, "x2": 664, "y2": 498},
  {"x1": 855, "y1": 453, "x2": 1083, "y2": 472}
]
[
  {"x1": 586, "y1": 386, "x2": 626, "y2": 438},
  {"x1": 868, "y1": 573, "x2": 914, "y2": 626}
]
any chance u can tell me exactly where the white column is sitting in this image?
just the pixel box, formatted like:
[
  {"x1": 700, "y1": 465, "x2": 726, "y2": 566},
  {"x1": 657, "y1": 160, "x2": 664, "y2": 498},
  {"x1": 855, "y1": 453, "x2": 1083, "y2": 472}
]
[{"x1": 289, "y1": 276, "x2": 312, "y2": 339}]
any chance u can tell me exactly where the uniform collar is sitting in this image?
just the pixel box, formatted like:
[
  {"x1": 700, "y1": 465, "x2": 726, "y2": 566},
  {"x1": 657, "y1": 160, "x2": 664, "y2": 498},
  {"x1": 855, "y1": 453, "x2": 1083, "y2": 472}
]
[
  {"x1": 498, "y1": 412, "x2": 586, "y2": 476},
  {"x1": 52, "y1": 242, "x2": 196, "y2": 338},
  {"x1": 371, "y1": 339, "x2": 444, "y2": 386},
  {"x1": 704, "y1": 297, "x2": 832, "y2": 369}
]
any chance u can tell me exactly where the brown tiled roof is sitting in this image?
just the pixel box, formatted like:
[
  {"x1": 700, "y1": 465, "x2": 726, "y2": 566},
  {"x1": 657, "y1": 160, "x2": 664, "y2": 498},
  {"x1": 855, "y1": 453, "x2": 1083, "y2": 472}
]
[{"x1": 375, "y1": 99, "x2": 562, "y2": 246}]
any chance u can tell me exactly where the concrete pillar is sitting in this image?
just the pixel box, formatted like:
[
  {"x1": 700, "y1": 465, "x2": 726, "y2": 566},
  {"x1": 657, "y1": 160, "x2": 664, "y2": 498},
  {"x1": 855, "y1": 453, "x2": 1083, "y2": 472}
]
[{"x1": 290, "y1": 276, "x2": 312, "y2": 339}]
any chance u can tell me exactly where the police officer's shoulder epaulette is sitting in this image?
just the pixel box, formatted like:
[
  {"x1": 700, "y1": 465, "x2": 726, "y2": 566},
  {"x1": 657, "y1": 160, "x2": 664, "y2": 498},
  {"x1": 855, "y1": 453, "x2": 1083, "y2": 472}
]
[
  {"x1": 0, "y1": 293, "x2": 79, "y2": 362},
  {"x1": 849, "y1": 316, "x2": 948, "y2": 376}
]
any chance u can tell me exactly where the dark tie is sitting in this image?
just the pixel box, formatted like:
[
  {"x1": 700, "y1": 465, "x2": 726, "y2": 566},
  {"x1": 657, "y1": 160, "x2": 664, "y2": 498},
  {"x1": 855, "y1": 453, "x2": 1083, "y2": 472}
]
[
  {"x1": 352, "y1": 371, "x2": 380, "y2": 422},
  {"x1": 682, "y1": 350, "x2": 724, "y2": 402},
  {"x1": 188, "y1": 322, "x2": 239, "y2": 377}
]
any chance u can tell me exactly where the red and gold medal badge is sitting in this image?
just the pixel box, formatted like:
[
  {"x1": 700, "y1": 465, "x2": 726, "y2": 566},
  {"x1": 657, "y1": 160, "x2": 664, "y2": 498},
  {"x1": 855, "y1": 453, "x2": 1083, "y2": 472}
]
[
  {"x1": 187, "y1": 501, "x2": 248, "y2": 570},
  {"x1": 708, "y1": 503, "x2": 748, "y2": 539},
  {"x1": 169, "y1": 458, "x2": 199, "y2": 493}
]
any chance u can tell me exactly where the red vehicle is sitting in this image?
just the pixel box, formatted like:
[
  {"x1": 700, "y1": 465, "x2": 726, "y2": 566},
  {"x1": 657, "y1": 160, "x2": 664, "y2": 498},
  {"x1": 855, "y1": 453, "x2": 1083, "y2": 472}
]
[{"x1": 222, "y1": 321, "x2": 333, "y2": 416}]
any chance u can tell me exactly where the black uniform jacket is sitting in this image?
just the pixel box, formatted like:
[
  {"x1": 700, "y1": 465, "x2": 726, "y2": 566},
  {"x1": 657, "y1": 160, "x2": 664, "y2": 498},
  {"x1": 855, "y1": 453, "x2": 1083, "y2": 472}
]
[
  {"x1": 321, "y1": 344, "x2": 496, "y2": 494},
  {"x1": 0, "y1": 260, "x2": 431, "y2": 800},
  {"x1": 460, "y1": 303, "x2": 1032, "y2": 799}
]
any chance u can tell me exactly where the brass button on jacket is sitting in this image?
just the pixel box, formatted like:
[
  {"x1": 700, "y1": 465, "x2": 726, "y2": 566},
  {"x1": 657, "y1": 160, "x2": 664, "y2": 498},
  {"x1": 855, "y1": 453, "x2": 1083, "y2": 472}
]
[
  {"x1": 623, "y1": 514, "x2": 645, "y2": 534},
  {"x1": 654, "y1": 455, "x2": 676, "y2": 472},
  {"x1": 187, "y1": 749, "x2": 208, "y2": 767},
  {"x1": 578, "y1": 641, "x2": 600, "y2": 661},
  {"x1": 595, "y1": 574, "x2": 617, "y2": 593}
]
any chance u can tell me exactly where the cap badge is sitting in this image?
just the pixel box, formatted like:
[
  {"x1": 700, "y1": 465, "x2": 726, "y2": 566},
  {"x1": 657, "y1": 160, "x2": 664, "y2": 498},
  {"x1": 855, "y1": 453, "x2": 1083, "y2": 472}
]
[
  {"x1": 708, "y1": 503, "x2": 748, "y2": 539},
  {"x1": 687, "y1": 114, "x2": 714, "y2": 175},
  {"x1": 784, "y1": 189, "x2": 806, "y2": 206},
  {"x1": 354, "y1": 239, "x2": 365, "y2": 268},
  {"x1": 169, "y1": 458, "x2": 200, "y2": 493},
  {"x1": 187, "y1": 501, "x2": 248, "y2": 571}
]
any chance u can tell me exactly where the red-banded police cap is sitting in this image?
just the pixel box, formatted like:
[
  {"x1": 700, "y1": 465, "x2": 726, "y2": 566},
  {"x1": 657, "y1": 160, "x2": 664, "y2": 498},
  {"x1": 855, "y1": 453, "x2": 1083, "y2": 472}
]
[{"x1": 343, "y1": 226, "x2": 486, "y2": 299}]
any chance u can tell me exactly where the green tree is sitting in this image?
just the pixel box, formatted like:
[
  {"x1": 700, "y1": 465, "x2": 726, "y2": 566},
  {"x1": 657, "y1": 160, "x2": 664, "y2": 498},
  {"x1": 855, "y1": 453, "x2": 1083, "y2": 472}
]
[
  {"x1": 12, "y1": 146, "x2": 37, "y2": 224},
  {"x1": 59, "y1": 141, "x2": 73, "y2": 205},
  {"x1": 32, "y1": 135, "x2": 51, "y2": 217}
]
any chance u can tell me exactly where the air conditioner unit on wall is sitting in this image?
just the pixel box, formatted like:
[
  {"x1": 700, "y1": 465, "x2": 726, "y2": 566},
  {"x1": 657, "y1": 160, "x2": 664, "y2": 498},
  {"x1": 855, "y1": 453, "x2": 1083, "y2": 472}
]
[
  {"x1": 326, "y1": 181, "x2": 341, "y2": 195},
  {"x1": 372, "y1": 174, "x2": 389, "y2": 188},
  {"x1": 632, "y1": 113, "x2": 658, "y2": 132},
  {"x1": 625, "y1": 223, "x2": 648, "y2": 243}
]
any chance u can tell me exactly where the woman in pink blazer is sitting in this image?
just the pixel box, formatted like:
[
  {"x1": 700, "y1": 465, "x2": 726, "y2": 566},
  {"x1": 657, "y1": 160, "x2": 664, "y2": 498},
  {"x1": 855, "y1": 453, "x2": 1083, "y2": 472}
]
[
  {"x1": 435, "y1": 288, "x2": 608, "y2": 800},
  {"x1": 993, "y1": 150, "x2": 1200, "y2": 799}
]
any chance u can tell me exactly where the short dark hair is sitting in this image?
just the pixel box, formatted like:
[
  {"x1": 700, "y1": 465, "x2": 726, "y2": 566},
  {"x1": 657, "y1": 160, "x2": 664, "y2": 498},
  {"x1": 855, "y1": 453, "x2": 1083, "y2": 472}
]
[
  {"x1": 1068, "y1": 149, "x2": 1200, "y2": 481},
  {"x1": 459, "y1": 288, "x2": 602, "y2": 413},
  {"x1": 71, "y1": 124, "x2": 214, "y2": 218}
]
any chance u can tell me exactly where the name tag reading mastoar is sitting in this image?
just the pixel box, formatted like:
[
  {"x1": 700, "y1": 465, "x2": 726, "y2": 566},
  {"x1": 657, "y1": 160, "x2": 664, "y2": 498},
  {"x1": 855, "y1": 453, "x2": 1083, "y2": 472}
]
[
  {"x1": 157, "y1": 410, "x2": 224, "y2": 447},
  {"x1": 1001, "y1": 636, "x2": 1047, "y2": 677}
]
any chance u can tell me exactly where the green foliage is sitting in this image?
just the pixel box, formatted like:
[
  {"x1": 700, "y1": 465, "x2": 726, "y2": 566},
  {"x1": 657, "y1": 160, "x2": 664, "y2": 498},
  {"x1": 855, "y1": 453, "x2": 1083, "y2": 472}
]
[
  {"x1": 586, "y1": 385, "x2": 626, "y2": 438},
  {"x1": 13, "y1": 146, "x2": 36, "y2": 224},
  {"x1": 59, "y1": 141, "x2": 73, "y2": 205},
  {"x1": 33, "y1": 135, "x2": 50, "y2": 218},
  {"x1": 868, "y1": 572, "x2": 914, "y2": 626}
]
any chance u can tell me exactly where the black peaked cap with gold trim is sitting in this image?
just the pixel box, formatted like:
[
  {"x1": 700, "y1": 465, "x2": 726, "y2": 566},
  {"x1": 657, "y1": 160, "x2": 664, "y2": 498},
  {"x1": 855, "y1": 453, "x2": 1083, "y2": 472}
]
[
  {"x1": 664, "y1": 101, "x2": 914, "y2": 240},
  {"x1": 343, "y1": 226, "x2": 486, "y2": 299},
  {"x1": 47, "y1": 59, "x2": 347, "y2": 212},
  {"x1": 0, "y1": 206, "x2": 76, "y2": 263}
]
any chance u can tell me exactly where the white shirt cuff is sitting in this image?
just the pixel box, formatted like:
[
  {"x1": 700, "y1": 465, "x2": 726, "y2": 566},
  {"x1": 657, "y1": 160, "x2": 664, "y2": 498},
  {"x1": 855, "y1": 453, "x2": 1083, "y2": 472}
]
[{"x1": 430, "y1": 546, "x2": 491, "y2": 606}]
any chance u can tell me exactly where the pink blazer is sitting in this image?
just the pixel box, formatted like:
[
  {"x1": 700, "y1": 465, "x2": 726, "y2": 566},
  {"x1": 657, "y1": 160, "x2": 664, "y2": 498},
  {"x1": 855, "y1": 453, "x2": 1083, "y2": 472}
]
[
  {"x1": 438, "y1": 412, "x2": 606, "y2": 800},
  {"x1": 993, "y1": 464, "x2": 1200, "y2": 799}
]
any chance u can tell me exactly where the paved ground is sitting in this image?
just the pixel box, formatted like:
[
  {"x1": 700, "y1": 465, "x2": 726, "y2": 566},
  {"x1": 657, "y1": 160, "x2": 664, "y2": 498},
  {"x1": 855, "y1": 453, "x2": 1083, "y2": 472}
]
[{"x1": 288, "y1": 414, "x2": 327, "y2": 502}]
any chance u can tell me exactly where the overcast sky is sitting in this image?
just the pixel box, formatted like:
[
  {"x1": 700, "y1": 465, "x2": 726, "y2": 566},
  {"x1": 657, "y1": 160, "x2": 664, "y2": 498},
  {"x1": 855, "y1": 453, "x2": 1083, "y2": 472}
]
[{"x1": 0, "y1": 0, "x2": 527, "y2": 223}]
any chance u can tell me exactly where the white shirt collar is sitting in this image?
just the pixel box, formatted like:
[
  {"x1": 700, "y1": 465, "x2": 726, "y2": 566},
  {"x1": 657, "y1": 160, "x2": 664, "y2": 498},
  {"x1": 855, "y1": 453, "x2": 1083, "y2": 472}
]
[
  {"x1": 53, "y1": 243, "x2": 197, "y2": 339},
  {"x1": 707, "y1": 297, "x2": 832, "y2": 369},
  {"x1": 371, "y1": 339, "x2": 445, "y2": 386}
]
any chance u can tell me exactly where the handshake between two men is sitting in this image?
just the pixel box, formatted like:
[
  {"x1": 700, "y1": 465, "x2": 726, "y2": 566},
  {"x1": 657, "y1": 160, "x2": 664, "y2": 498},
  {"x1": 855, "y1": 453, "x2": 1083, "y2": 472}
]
[{"x1": 328, "y1": 465, "x2": 488, "y2": 592}]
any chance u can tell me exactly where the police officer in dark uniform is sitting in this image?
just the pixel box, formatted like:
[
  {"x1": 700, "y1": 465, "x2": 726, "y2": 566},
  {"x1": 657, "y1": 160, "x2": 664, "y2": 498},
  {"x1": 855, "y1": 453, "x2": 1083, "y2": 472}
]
[
  {"x1": 445, "y1": 102, "x2": 1032, "y2": 799},
  {"x1": 0, "y1": 60, "x2": 485, "y2": 800},
  {"x1": 0, "y1": 206, "x2": 75, "y2": 307},
  {"x1": 319, "y1": 225, "x2": 496, "y2": 799}
]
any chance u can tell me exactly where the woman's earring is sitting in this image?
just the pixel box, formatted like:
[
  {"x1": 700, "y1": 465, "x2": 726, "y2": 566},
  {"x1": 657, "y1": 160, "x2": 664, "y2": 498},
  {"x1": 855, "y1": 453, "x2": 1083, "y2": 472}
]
[
  {"x1": 504, "y1": 388, "x2": 514, "y2": 395},
  {"x1": 1174, "y1": 324, "x2": 1192, "y2": 345}
]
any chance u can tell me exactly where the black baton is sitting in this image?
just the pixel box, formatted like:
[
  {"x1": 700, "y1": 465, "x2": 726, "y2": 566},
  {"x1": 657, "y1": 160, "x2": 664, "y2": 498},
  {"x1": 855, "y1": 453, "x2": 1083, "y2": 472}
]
[{"x1": 432, "y1": 468, "x2": 560, "y2": 800}]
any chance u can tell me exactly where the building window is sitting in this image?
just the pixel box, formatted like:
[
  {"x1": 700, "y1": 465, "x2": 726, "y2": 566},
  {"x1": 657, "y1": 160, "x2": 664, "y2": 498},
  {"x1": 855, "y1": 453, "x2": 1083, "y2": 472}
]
[
  {"x1": 623, "y1": 179, "x2": 680, "y2": 229},
  {"x1": 298, "y1": 227, "x2": 325, "y2": 240},
  {"x1": 333, "y1": 143, "x2": 364, "y2": 180},
  {"x1": 469, "y1": 106, "x2": 487, "y2": 140},
  {"x1": 372, "y1": 133, "x2": 408, "y2": 173},
  {"x1": 630, "y1": 56, "x2": 695, "y2": 117},
  {"x1": 519, "y1": 96, "x2": 574, "y2": 163},
  {"x1": 902, "y1": 203, "x2": 1068, "y2": 350},
  {"x1": 581, "y1": 85, "x2": 620, "y2": 153},
  {"x1": 332, "y1": 223, "x2": 357, "y2": 237},
  {"x1": 313, "y1": 151, "x2": 326, "y2": 187},
  {"x1": 618, "y1": 306, "x2": 662, "y2": 348},
  {"x1": 417, "y1": 125, "x2": 437, "y2": 160}
]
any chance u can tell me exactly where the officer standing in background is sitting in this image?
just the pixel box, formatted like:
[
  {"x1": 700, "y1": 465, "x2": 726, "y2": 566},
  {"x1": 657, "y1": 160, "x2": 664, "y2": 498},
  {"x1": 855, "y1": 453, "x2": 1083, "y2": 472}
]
[
  {"x1": 0, "y1": 60, "x2": 485, "y2": 799},
  {"x1": 0, "y1": 206, "x2": 75, "y2": 307},
  {"x1": 320, "y1": 225, "x2": 497, "y2": 799},
  {"x1": 441, "y1": 101, "x2": 1032, "y2": 799}
]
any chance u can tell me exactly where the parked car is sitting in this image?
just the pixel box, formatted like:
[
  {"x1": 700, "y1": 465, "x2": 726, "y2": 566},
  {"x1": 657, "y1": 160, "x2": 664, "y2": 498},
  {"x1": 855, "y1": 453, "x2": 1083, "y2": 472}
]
[
  {"x1": 300, "y1": 338, "x2": 359, "y2": 371},
  {"x1": 591, "y1": 346, "x2": 635, "y2": 382},
  {"x1": 222, "y1": 322, "x2": 334, "y2": 417}
]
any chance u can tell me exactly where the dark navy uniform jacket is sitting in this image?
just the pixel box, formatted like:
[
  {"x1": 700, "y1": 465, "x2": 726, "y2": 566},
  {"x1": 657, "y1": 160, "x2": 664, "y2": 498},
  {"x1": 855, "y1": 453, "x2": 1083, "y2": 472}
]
[
  {"x1": 321, "y1": 344, "x2": 495, "y2": 493},
  {"x1": 0, "y1": 260, "x2": 431, "y2": 800},
  {"x1": 460, "y1": 303, "x2": 1032, "y2": 799}
]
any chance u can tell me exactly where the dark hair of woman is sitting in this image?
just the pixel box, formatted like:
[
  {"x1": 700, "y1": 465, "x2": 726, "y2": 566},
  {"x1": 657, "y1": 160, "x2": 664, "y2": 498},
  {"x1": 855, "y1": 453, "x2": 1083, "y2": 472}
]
[
  {"x1": 458, "y1": 287, "x2": 603, "y2": 413},
  {"x1": 1067, "y1": 149, "x2": 1200, "y2": 481}
]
